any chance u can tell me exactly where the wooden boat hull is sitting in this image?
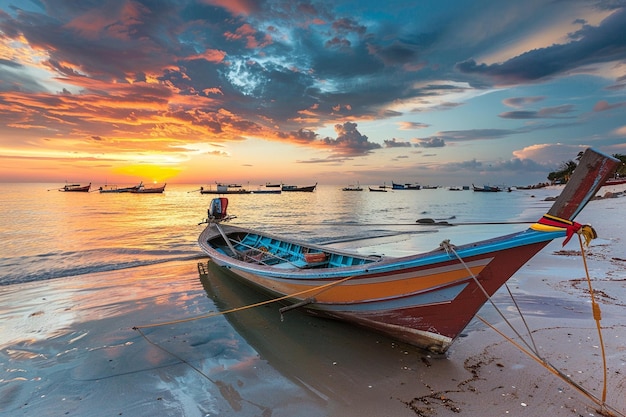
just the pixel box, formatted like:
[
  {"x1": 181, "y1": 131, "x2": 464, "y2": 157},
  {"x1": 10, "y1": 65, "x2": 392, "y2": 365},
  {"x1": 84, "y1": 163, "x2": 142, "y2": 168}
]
[
  {"x1": 201, "y1": 189, "x2": 251, "y2": 194},
  {"x1": 131, "y1": 184, "x2": 166, "y2": 193},
  {"x1": 251, "y1": 189, "x2": 282, "y2": 194},
  {"x1": 60, "y1": 183, "x2": 91, "y2": 192},
  {"x1": 198, "y1": 149, "x2": 619, "y2": 353},
  {"x1": 200, "y1": 224, "x2": 559, "y2": 353},
  {"x1": 281, "y1": 184, "x2": 317, "y2": 192},
  {"x1": 99, "y1": 183, "x2": 142, "y2": 193}
]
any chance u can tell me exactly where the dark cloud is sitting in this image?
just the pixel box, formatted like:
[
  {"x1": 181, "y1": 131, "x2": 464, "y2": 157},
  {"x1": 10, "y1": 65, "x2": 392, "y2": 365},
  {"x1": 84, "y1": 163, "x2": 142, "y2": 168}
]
[
  {"x1": 367, "y1": 41, "x2": 420, "y2": 66},
  {"x1": 421, "y1": 129, "x2": 517, "y2": 143},
  {"x1": 456, "y1": 8, "x2": 626, "y2": 84},
  {"x1": 502, "y1": 96, "x2": 545, "y2": 108},
  {"x1": 499, "y1": 104, "x2": 576, "y2": 119},
  {"x1": 0, "y1": 58, "x2": 22, "y2": 68},
  {"x1": 321, "y1": 122, "x2": 381, "y2": 156},
  {"x1": 416, "y1": 137, "x2": 445, "y2": 148},
  {"x1": 383, "y1": 138, "x2": 412, "y2": 148}
]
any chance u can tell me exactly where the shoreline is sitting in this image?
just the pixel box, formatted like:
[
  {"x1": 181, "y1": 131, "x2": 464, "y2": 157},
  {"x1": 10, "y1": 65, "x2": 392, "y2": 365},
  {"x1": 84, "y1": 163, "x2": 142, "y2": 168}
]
[{"x1": 1, "y1": 185, "x2": 624, "y2": 416}]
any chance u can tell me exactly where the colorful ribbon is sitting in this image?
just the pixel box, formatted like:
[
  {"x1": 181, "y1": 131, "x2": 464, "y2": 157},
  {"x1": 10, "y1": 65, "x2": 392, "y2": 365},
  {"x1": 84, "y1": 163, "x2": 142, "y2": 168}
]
[{"x1": 530, "y1": 213, "x2": 595, "y2": 246}]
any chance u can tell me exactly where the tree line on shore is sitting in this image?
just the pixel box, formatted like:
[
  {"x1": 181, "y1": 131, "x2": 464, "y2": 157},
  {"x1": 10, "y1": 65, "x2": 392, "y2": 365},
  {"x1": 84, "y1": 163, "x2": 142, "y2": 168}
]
[{"x1": 547, "y1": 152, "x2": 625, "y2": 184}]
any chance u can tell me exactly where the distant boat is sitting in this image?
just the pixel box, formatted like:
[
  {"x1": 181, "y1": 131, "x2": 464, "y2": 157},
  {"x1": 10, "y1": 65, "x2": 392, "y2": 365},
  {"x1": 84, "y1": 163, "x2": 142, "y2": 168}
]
[
  {"x1": 251, "y1": 188, "x2": 282, "y2": 194},
  {"x1": 201, "y1": 184, "x2": 251, "y2": 194},
  {"x1": 131, "y1": 183, "x2": 166, "y2": 194},
  {"x1": 472, "y1": 184, "x2": 502, "y2": 192},
  {"x1": 422, "y1": 185, "x2": 438, "y2": 190},
  {"x1": 368, "y1": 187, "x2": 387, "y2": 192},
  {"x1": 392, "y1": 182, "x2": 421, "y2": 190},
  {"x1": 342, "y1": 183, "x2": 363, "y2": 191},
  {"x1": 282, "y1": 183, "x2": 317, "y2": 192},
  {"x1": 59, "y1": 183, "x2": 91, "y2": 192},
  {"x1": 99, "y1": 182, "x2": 142, "y2": 193},
  {"x1": 197, "y1": 148, "x2": 620, "y2": 353},
  {"x1": 265, "y1": 182, "x2": 281, "y2": 188}
]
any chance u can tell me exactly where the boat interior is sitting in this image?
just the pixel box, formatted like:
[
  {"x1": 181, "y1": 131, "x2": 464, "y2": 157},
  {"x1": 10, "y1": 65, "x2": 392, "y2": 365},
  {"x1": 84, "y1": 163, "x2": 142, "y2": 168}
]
[{"x1": 210, "y1": 230, "x2": 380, "y2": 269}]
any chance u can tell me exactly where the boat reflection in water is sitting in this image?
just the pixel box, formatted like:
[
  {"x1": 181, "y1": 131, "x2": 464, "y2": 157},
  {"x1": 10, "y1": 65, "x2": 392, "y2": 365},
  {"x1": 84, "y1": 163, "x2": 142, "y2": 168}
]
[{"x1": 198, "y1": 261, "x2": 440, "y2": 414}]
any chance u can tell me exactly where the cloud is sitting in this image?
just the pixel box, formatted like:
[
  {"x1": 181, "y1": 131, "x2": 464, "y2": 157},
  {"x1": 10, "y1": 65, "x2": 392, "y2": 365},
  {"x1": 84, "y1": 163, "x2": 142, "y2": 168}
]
[
  {"x1": 502, "y1": 96, "x2": 545, "y2": 108},
  {"x1": 398, "y1": 121, "x2": 430, "y2": 130},
  {"x1": 499, "y1": 104, "x2": 576, "y2": 119},
  {"x1": 202, "y1": 0, "x2": 262, "y2": 16},
  {"x1": 593, "y1": 100, "x2": 626, "y2": 111},
  {"x1": 420, "y1": 129, "x2": 518, "y2": 143},
  {"x1": 512, "y1": 143, "x2": 589, "y2": 166},
  {"x1": 320, "y1": 122, "x2": 381, "y2": 156},
  {"x1": 416, "y1": 137, "x2": 445, "y2": 148},
  {"x1": 383, "y1": 138, "x2": 412, "y2": 148},
  {"x1": 456, "y1": 8, "x2": 626, "y2": 85}
]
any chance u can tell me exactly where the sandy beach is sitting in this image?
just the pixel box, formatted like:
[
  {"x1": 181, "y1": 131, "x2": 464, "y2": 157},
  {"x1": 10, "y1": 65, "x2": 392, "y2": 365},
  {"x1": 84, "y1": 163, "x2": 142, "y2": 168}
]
[{"x1": 1, "y1": 184, "x2": 625, "y2": 417}]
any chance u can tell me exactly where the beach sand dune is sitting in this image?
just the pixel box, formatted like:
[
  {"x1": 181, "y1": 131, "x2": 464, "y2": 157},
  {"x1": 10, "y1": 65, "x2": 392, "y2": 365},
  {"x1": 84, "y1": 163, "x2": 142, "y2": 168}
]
[{"x1": 1, "y1": 185, "x2": 624, "y2": 417}]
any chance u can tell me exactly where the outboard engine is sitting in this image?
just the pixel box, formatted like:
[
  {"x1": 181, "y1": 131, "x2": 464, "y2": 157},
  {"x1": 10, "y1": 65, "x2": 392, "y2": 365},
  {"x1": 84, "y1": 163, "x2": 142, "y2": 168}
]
[{"x1": 208, "y1": 197, "x2": 229, "y2": 220}]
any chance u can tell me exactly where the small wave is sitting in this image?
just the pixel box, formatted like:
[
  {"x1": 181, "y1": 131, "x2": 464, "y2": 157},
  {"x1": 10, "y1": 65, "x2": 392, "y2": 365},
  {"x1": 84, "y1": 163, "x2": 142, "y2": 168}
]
[{"x1": 0, "y1": 251, "x2": 205, "y2": 287}]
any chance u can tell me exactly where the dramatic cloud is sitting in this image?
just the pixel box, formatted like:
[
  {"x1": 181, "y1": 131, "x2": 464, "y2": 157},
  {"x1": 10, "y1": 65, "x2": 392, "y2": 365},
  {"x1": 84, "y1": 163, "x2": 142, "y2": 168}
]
[
  {"x1": 0, "y1": 1, "x2": 624, "y2": 183},
  {"x1": 321, "y1": 122, "x2": 381, "y2": 156},
  {"x1": 457, "y1": 8, "x2": 626, "y2": 85}
]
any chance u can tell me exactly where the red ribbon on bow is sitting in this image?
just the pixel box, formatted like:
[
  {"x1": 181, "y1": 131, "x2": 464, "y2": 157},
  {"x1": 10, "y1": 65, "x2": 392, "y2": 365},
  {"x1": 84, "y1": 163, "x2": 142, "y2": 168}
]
[{"x1": 538, "y1": 215, "x2": 582, "y2": 246}]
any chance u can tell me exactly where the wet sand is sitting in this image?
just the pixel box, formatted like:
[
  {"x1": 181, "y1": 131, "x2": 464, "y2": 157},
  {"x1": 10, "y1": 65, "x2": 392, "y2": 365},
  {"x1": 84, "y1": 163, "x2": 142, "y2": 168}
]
[{"x1": 1, "y1": 185, "x2": 625, "y2": 417}]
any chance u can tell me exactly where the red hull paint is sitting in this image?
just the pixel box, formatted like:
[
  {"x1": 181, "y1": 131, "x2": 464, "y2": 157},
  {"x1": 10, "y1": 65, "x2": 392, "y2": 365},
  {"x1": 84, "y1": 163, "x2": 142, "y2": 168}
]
[{"x1": 310, "y1": 241, "x2": 549, "y2": 352}]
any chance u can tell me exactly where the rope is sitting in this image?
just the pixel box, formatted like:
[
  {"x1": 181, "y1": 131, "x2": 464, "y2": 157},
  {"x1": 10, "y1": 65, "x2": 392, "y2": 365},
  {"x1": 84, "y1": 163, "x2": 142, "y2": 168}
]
[
  {"x1": 134, "y1": 326, "x2": 271, "y2": 414},
  {"x1": 578, "y1": 232, "x2": 608, "y2": 404},
  {"x1": 440, "y1": 241, "x2": 542, "y2": 357},
  {"x1": 474, "y1": 316, "x2": 623, "y2": 417},
  {"x1": 442, "y1": 228, "x2": 621, "y2": 416},
  {"x1": 133, "y1": 268, "x2": 357, "y2": 330}
]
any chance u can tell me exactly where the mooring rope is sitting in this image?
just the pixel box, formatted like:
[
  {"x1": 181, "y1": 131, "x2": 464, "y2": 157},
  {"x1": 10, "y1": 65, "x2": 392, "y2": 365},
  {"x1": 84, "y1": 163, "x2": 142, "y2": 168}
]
[
  {"x1": 440, "y1": 240, "x2": 542, "y2": 357},
  {"x1": 133, "y1": 269, "x2": 357, "y2": 330},
  {"x1": 578, "y1": 232, "x2": 609, "y2": 405},
  {"x1": 443, "y1": 231, "x2": 621, "y2": 416}
]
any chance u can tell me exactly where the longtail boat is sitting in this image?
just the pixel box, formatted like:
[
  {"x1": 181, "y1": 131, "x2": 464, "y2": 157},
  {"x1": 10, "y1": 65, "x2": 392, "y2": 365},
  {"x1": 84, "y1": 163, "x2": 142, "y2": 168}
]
[
  {"x1": 281, "y1": 183, "x2": 317, "y2": 192},
  {"x1": 99, "y1": 182, "x2": 142, "y2": 193},
  {"x1": 472, "y1": 184, "x2": 502, "y2": 192},
  {"x1": 200, "y1": 184, "x2": 251, "y2": 194},
  {"x1": 59, "y1": 183, "x2": 91, "y2": 192},
  {"x1": 198, "y1": 149, "x2": 619, "y2": 353},
  {"x1": 130, "y1": 183, "x2": 166, "y2": 193}
]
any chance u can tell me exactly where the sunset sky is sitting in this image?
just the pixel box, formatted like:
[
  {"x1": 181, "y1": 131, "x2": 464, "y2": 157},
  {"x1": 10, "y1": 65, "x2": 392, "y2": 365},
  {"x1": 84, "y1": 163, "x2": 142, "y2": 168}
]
[{"x1": 1, "y1": 0, "x2": 625, "y2": 186}]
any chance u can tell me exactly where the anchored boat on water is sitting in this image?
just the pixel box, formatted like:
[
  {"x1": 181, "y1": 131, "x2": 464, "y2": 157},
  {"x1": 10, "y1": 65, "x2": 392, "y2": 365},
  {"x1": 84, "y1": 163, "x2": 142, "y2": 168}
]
[
  {"x1": 197, "y1": 149, "x2": 619, "y2": 354},
  {"x1": 59, "y1": 183, "x2": 91, "y2": 192},
  {"x1": 131, "y1": 183, "x2": 166, "y2": 194},
  {"x1": 281, "y1": 183, "x2": 317, "y2": 192},
  {"x1": 99, "y1": 182, "x2": 143, "y2": 193}
]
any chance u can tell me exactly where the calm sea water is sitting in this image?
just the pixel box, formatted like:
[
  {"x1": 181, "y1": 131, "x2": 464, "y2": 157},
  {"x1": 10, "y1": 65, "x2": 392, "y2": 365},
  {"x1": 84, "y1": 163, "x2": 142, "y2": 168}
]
[{"x1": 0, "y1": 183, "x2": 559, "y2": 286}]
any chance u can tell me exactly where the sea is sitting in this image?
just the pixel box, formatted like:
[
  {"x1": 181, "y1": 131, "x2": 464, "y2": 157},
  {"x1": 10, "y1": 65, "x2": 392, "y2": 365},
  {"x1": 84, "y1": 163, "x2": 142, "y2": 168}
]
[{"x1": 0, "y1": 183, "x2": 560, "y2": 287}]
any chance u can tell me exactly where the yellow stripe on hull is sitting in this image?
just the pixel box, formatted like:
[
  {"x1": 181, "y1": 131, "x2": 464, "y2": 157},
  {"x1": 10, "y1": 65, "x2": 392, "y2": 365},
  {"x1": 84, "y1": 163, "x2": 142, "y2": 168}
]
[{"x1": 234, "y1": 260, "x2": 489, "y2": 304}]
